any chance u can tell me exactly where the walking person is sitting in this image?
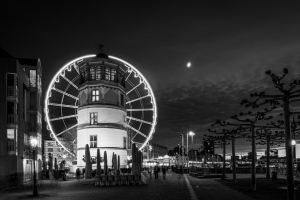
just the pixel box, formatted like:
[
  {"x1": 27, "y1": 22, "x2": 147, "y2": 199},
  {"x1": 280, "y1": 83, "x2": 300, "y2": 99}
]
[
  {"x1": 76, "y1": 168, "x2": 80, "y2": 181},
  {"x1": 154, "y1": 165, "x2": 158, "y2": 179},
  {"x1": 162, "y1": 166, "x2": 166, "y2": 180}
]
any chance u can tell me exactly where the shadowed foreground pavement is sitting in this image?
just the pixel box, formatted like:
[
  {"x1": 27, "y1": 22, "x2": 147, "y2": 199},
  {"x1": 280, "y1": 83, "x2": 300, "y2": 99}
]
[{"x1": 0, "y1": 171, "x2": 253, "y2": 200}]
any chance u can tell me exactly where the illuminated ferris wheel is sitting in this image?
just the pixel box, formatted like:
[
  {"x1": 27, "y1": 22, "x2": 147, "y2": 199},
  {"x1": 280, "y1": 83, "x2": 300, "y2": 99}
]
[{"x1": 44, "y1": 54, "x2": 157, "y2": 156}]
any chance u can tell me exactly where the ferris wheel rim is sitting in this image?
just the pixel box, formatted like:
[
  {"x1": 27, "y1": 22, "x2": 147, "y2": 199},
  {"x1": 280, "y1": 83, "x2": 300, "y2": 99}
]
[
  {"x1": 44, "y1": 54, "x2": 96, "y2": 156},
  {"x1": 108, "y1": 55, "x2": 157, "y2": 150},
  {"x1": 45, "y1": 54, "x2": 157, "y2": 155}
]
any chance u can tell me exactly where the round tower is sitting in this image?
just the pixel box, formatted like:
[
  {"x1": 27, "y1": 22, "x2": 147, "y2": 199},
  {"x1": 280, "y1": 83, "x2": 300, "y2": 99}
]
[{"x1": 76, "y1": 51, "x2": 127, "y2": 169}]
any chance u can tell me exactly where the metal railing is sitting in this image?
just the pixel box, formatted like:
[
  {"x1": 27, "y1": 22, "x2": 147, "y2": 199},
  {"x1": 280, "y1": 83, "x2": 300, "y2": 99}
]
[
  {"x1": 7, "y1": 86, "x2": 17, "y2": 97},
  {"x1": 7, "y1": 114, "x2": 17, "y2": 124},
  {"x1": 7, "y1": 140, "x2": 15, "y2": 151}
]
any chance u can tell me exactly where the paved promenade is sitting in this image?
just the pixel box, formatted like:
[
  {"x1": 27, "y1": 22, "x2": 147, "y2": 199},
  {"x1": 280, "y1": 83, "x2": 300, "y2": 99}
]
[{"x1": 1, "y1": 171, "x2": 254, "y2": 200}]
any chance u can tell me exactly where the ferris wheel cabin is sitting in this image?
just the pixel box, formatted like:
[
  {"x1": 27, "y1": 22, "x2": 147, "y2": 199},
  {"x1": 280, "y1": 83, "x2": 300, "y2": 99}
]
[{"x1": 76, "y1": 52, "x2": 128, "y2": 169}]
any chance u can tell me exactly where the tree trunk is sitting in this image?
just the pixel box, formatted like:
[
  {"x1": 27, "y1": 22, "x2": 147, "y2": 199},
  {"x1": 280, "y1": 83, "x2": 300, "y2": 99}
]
[
  {"x1": 251, "y1": 125, "x2": 256, "y2": 191},
  {"x1": 283, "y1": 98, "x2": 295, "y2": 200},
  {"x1": 222, "y1": 137, "x2": 226, "y2": 180},
  {"x1": 232, "y1": 136, "x2": 237, "y2": 184},
  {"x1": 266, "y1": 135, "x2": 270, "y2": 179}
]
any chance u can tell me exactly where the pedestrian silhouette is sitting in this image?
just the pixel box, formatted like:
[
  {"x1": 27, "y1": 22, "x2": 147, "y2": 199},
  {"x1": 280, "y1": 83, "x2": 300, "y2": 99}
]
[{"x1": 162, "y1": 166, "x2": 166, "y2": 180}]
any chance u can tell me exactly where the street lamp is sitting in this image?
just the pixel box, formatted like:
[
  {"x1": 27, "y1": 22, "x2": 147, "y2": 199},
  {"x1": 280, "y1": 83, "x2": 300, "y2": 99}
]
[
  {"x1": 187, "y1": 131, "x2": 195, "y2": 168},
  {"x1": 30, "y1": 137, "x2": 38, "y2": 196},
  {"x1": 179, "y1": 134, "x2": 184, "y2": 166},
  {"x1": 292, "y1": 140, "x2": 296, "y2": 163}
]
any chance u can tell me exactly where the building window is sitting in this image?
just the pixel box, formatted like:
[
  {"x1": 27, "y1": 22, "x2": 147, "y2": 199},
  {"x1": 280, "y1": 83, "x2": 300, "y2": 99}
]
[
  {"x1": 105, "y1": 67, "x2": 110, "y2": 81},
  {"x1": 30, "y1": 114, "x2": 37, "y2": 131},
  {"x1": 96, "y1": 66, "x2": 101, "y2": 80},
  {"x1": 38, "y1": 133, "x2": 42, "y2": 147},
  {"x1": 111, "y1": 69, "x2": 116, "y2": 81},
  {"x1": 30, "y1": 91, "x2": 37, "y2": 110},
  {"x1": 7, "y1": 102, "x2": 16, "y2": 124},
  {"x1": 7, "y1": 140, "x2": 15, "y2": 151},
  {"x1": 90, "y1": 112, "x2": 98, "y2": 125},
  {"x1": 24, "y1": 133, "x2": 28, "y2": 145},
  {"x1": 6, "y1": 73, "x2": 17, "y2": 97},
  {"x1": 90, "y1": 135, "x2": 97, "y2": 148},
  {"x1": 85, "y1": 68, "x2": 89, "y2": 81},
  {"x1": 90, "y1": 67, "x2": 95, "y2": 80},
  {"x1": 48, "y1": 148, "x2": 53, "y2": 152},
  {"x1": 29, "y1": 70, "x2": 36, "y2": 87},
  {"x1": 81, "y1": 70, "x2": 86, "y2": 82},
  {"x1": 7, "y1": 129, "x2": 14, "y2": 140},
  {"x1": 38, "y1": 112, "x2": 42, "y2": 126},
  {"x1": 123, "y1": 137, "x2": 126, "y2": 149},
  {"x1": 91, "y1": 90, "x2": 100, "y2": 102}
]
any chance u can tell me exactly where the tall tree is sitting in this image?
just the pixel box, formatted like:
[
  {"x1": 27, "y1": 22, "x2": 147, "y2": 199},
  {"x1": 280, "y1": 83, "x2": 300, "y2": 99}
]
[{"x1": 242, "y1": 68, "x2": 300, "y2": 200}]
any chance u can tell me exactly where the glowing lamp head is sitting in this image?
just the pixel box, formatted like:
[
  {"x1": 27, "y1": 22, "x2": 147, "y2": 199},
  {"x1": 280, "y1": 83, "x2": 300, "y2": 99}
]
[
  {"x1": 189, "y1": 131, "x2": 195, "y2": 136},
  {"x1": 187, "y1": 62, "x2": 191, "y2": 68},
  {"x1": 62, "y1": 154, "x2": 67, "y2": 159},
  {"x1": 292, "y1": 140, "x2": 296, "y2": 145},
  {"x1": 30, "y1": 137, "x2": 38, "y2": 147}
]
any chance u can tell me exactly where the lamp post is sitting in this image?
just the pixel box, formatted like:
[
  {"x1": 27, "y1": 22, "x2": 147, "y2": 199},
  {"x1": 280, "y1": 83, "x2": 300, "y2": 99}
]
[
  {"x1": 187, "y1": 134, "x2": 189, "y2": 167},
  {"x1": 180, "y1": 134, "x2": 184, "y2": 166},
  {"x1": 292, "y1": 140, "x2": 296, "y2": 163},
  {"x1": 30, "y1": 137, "x2": 38, "y2": 196},
  {"x1": 291, "y1": 115, "x2": 298, "y2": 164},
  {"x1": 189, "y1": 132, "x2": 195, "y2": 167}
]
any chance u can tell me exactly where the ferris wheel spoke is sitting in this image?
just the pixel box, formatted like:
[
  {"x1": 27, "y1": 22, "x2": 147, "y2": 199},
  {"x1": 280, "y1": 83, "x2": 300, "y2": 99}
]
[
  {"x1": 128, "y1": 125, "x2": 147, "y2": 138},
  {"x1": 126, "y1": 82, "x2": 142, "y2": 95},
  {"x1": 131, "y1": 133, "x2": 138, "y2": 141},
  {"x1": 126, "y1": 95, "x2": 150, "y2": 104},
  {"x1": 48, "y1": 103, "x2": 78, "y2": 109},
  {"x1": 127, "y1": 116, "x2": 152, "y2": 125},
  {"x1": 73, "y1": 63, "x2": 80, "y2": 74},
  {"x1": 125, "y1": 70, "x2": 132, "y2": 81},
  {"x1": 49, "y1": 114, "x2": 77, "y2": 122},
  {"x1": 52, "y1": 88, "x2": 79, "y2": 100},
  {"x1": 56, "y1": 124, "x2": 79, "y2": 136},
  {"x1": 127, "y1": 108, "x2": 154, "y2": 112},
  {"x1": 61, "y1": 75, "x2": 78, "y2": 90}
]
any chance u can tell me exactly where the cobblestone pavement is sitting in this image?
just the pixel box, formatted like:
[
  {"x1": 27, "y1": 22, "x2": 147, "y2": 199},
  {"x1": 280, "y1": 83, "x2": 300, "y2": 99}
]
[{"x1": 0, "y1": 171, "x2": 254, "y2": 200}]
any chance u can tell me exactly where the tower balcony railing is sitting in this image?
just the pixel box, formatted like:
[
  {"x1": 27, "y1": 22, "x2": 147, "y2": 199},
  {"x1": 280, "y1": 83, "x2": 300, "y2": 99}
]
[
  {"x1": 7, "y1": 86, "x2": 18, "y2": 97},
  {"x1": 7, "y1": 114, "x2": 18, "y2": 124}
]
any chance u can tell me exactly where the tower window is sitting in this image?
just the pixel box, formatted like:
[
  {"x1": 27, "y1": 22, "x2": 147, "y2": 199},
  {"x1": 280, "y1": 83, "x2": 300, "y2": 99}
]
[
  {"x1": 96, "y1": 66, "x2": 101, "y2": 80},
  {"x1": 90, "y1": 112, "x2": 98, "y2": 125},
  {"x1": 90, "y1": 67, "x2": 95, "y2": 80},
  {"x1": 85, "y1": 68, "x2": 89, "y2": 81},
  {"x1": 120, "y1": 93, "x2": 124, "y2": 106},
  {"x1": 90, "y1": 135, "x2": 97, "y2": 148},
  {"x1": 111, "y1": 69, "x2": 116, "y2": 81},
  {"x1": 81, "y1": 70, "x2": 86, "y2": 82},
  {"x1": 123, "y1": 137, "x2": 126, "y2": 149},
  {"x1": 91, "y1": 89, "x2": 100, "y2": 102},
  {"x1": 105, "y1": 67, "x2": 110, "y2": 81}
]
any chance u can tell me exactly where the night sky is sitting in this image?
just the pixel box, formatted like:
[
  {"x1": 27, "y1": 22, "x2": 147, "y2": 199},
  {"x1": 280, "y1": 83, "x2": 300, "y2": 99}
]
[{"x1": 1, "y1": 1, "x2": 300, "y2": 155}]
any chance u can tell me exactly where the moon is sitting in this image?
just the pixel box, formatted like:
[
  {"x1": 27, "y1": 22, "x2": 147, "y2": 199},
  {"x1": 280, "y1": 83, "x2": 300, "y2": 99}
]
[{"x1": 187, "y1": 62, "x2": 191, "y2": 68}]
